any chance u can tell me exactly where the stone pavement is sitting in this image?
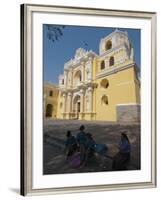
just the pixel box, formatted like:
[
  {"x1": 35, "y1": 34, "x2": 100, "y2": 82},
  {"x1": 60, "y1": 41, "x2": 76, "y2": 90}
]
[{"x1": 43, "y1": 119, "x2": 140, "y2": 175}]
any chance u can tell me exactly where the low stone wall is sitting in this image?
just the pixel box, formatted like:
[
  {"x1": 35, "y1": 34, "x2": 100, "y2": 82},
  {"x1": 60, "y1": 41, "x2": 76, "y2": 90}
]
[{"x1": 116, "y1": 104, "x2": 140, "y2": 122}]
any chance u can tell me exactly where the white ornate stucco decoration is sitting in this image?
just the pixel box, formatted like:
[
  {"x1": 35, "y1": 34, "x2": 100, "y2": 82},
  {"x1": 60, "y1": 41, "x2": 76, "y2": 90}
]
[
  {"x1": 86, "y1": 59, "x2": 92, "y2": 81},
  {"x1": 99, "y1": 29, "x2": 131, "y2": 56},
  {"x1": 130, "y1": 47, "x2": 134, "y2": 61},
  {"x1": 64, "y1": 48, "x2": 96, "y2": 71},
  {"x1": 85, "y1": 95, "x2": 89, "y2": 112},
  {"x1": 59, "y1": 74, "x2": 64, "y2": 87},
  {"x1": 74, "y1": 48, "x2": 87, "y2": 60},
  {"x1": 64, "y1": 48, "x2": 86, "y2": 69}
]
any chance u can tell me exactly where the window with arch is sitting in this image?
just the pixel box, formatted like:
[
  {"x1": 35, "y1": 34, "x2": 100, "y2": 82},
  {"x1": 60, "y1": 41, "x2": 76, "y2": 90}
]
[
  {"x1": 74, "y1": 70, "x2": 82, "y2": 85},
  {"x1": 100, "y1": 79, "x2": 109, "y2": 89},
  {"x1": 100, "y1": 60, "x2": 105, "y2": 70},
  {"x1": 62, "y1": 79, "x2": 64, "y2": 85},
  {"x1": 105, "y1": 40, "x2": 112, "y2": 51},
  {"x1": 101, "y1": 95, "x2": 108, "y2": 105},
  {"x1": 49, "y1": 90, "x2": 53, "y2": 97},
  {"x1": 109, "y1": 56, "x2": 114, "y2": 66}
]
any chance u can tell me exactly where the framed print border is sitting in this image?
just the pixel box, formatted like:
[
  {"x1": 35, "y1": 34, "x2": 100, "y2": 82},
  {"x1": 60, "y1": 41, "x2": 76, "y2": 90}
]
[{"x1": 20, "y1": 4, "x2": 157, "y2": 196}]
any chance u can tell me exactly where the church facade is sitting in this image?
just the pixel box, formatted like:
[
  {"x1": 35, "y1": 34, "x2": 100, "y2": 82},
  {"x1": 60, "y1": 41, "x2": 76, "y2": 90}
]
[{"x1": 50, "y1": 29, "x2": 140, "y2": 122}]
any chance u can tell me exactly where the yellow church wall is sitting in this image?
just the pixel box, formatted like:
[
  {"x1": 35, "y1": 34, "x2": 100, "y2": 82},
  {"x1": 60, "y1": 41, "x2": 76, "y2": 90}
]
[
  {"x1": 92, "y1": 57, "x2": 97, "y2": 80},
  {"x1": 94, "y1": 79, "x2": 116, "y2": 121},
  {"x1": 133, "y1": 72, "x2": 140, "y2": 104},
  {"x1": 44, "y1": 84, "x2": 59, "y2": 118},
  {"x1": 94, "y1": 89, "x2": 116, "y2": 121},
  {"x1": 135, "y1": 82, "x2": 140, "y2": 103},
  {"x1": 112, "y1": 67, "x2": 138, "y2": 103},
  {"x1": 94, "y1": 66, "x2": 139, "y2": 121},
  {"x1": 93, "y1": 81, "x2": 96, "y2": 113},
  {"x1": 56, "y1": 92, "x2": 60, "y2": 118},
  {"x1": 56, "y1": 92, "x2": 63, "y2": 118}
]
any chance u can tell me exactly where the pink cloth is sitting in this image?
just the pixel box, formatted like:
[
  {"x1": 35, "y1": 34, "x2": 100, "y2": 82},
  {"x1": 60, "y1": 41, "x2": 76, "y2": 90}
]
[{"x1": 67, "y1": 152, "x2": 81, "y2": 168}]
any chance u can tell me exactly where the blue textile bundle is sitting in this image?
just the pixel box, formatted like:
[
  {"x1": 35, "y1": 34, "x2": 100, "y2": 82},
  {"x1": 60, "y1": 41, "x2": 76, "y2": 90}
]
[{"x1": 94, "y1": 144, "x2": 108, "y2": 155}]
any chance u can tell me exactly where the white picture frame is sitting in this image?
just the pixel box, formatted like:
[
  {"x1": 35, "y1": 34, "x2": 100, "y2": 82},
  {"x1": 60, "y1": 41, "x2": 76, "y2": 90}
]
[{"x1": 20, "y1": 4, "x2": 157, "y2": 196}]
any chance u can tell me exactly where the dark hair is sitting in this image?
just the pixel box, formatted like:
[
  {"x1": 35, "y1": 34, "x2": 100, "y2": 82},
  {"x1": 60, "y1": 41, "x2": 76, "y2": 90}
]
[
  {"x1": 66, "y1": 130, "x2": 71, "y2": 137},
  {"x1": 121, "y1": 132, "x2": 130, "y2": 143},
  {"x1": 80, "y1": 125, "x2": 85, "y2": 131}
]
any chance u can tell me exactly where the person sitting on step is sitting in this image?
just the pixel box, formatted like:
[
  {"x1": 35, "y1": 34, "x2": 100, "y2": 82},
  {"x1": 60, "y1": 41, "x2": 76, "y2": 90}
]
[
  {"x1": 65, "y1": 130, "x2": 77, "y2": 158},
  {"x1": 112, "y1": 131, "x2": 131, "y2": 170}
]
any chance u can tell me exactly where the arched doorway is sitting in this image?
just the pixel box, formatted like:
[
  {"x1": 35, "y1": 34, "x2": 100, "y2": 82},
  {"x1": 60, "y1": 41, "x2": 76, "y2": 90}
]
[
  {"x1": 46, "y1": 104, "x2": 53, "y2": 117},
  {"x1": 73, "y1": 95, "x2": 81, "y2": 119}
]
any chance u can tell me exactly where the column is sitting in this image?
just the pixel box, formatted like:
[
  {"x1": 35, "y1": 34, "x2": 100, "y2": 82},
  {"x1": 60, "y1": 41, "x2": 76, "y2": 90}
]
[
  {"x1": 88, "y1": 87, "x2": 93, "y2": 113},
  {"x1": 105, "y1": 58, "x2": 108, "y2": 68},
  {"x1": 123, "y1": 48, "x2": 125, "y2": 61},
  {"x1": 88, "y1": 57, "x2": 93, "y2": 82},
  {"x1": 80, "y1": 89, "x2": 85, "y2": 113},
  {"x1": 67, "y1": 92, "x2": 72, "y2": 113},
  {"x1": 62, "y1": 93, "x2": 67, "y2": 113},
  {"x1": 120, "y1": 49, "x2": 123, "y2": 63},
  {"x1": 81, "y1": 61, "x2": 85, "y2": 82},
  {"x1": 130, "y1": 47, "x2": 134, "y2": 61},
  {"x1": 71, "y1": 70, "x2": 73, "y2": 87},
  {"x1": 115, "y1": 51, "x2": 119, "y2": 65},
  {"x1": 118, "y1": 50, "x2": 120, "y2": 64}
]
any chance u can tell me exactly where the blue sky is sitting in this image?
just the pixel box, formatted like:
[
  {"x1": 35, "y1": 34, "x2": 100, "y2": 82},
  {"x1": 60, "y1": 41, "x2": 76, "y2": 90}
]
[{"x1": 43, "y1": 25, "x2": 140, "y2": 84}]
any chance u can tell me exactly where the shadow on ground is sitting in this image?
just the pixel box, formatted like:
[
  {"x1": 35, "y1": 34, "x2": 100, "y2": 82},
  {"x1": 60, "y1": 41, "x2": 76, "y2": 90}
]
[{"x1": 43, "y1": 119, "x2": 140, "y2": 175}]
